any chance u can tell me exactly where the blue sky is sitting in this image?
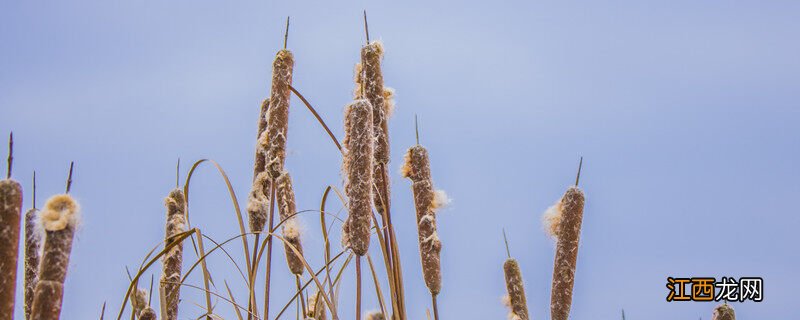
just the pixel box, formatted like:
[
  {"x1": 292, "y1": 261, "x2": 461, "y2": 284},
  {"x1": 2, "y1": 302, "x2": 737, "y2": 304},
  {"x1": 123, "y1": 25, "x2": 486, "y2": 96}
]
[{"x1": 1, "y1": 1, "x2": 798, "y2": 319}]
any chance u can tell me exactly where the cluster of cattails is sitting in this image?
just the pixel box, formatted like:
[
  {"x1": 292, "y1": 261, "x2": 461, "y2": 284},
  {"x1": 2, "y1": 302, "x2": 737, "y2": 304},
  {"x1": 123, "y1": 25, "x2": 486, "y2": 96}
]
[
  {"x1": 161, "y1": 188, "x2": 186, "y2": 320},
  {"x1": 0, "y1": 135, "x2": 83, "y2": 320},
  {"x1": 401, "y1": 145, "x2": 445, "y2": 297}
]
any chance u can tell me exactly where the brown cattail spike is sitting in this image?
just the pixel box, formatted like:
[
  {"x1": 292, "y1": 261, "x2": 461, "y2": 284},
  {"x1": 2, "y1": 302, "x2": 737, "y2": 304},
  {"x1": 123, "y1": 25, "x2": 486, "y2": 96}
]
[
  {"x1": 247, "y1": 172, "x2": 270, "y2": 233},
  {"x1": 23, "y1": 202, "x2": 40, "y2": 319},
  {"x1": 276, "y1": 171, "x2": 305, "y2": 275},
  {"x1": 503, "y1": 258, "x2": 530, "y2": 320},
  {"x1": 30, "y1": 194, "x2": 80, "y2": 320},
  {"x1": 260, "y1": 49, "x2": 295, "y2": 180},
  {"x1": 401, "y1": 145, "x2": 443, "y2": 295},
  {"x1": 550, "y1": 185, "x2": 586, "y2": 320},
  {"x1": 253, "y1": 99, "x2": 269, "y2": 180},
  {"x1": 359, "y1": 37, "x2": 395, "y2": 219},
  {"x1": 712, "y1": 303, "x2": 735, "y2": 320},
  {"x1": 161, "y1": 189, "x2": 186, "y2": 320},
  {"x1": 0, "y1": 177, "x2": 22, "y2": 317},
  {"x1": 138, "y1": 307, "x2": 157, "y2": 320},
  {"x1": 342, "y1": 99, "x2": 374, "y2": 256}
]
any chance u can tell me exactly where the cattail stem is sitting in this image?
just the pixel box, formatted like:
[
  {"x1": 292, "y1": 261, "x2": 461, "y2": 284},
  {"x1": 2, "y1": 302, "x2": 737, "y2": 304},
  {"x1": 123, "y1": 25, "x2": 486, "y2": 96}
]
[
  {"x1": 431, "y1": 294, "x2": 440, "y2": 320},
  {"x1": 295, "y1": 275, "x2": 307, "y2": 316},
  {"x1": 356, "y1": 256, "x2": 362, "y2": 320},
  {"x1": 30, "y1": 194, "x2": 80, "y2": 320},
  {"x1": 263, "y1": 182, "x2": 277, "y2": 319},
  {"x1": 0, "y1": 178, "x2": 22, "y2": 318},
  {"x1": 160, "y1": 189, "x2": 186, "y2": 320}
]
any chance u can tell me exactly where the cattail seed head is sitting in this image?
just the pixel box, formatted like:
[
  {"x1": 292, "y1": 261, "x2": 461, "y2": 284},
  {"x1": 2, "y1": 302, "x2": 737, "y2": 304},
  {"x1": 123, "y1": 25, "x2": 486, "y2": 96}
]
[
  {"x1": 365, "y1": 311, "x2": 385, "y2": 320},
  {"x1": 161, "y1": 189, "x2": 186, "y2": 320},
  {"x1": 342, "y1": 99, "x2": 374, "y2": 256},
  {"x1": 306, "y1": 290, "x2": 327, "y2": 320},
  {"x1": 138, "y1": 307, "x2": 157, "y2": 320},
  {"x1": 401, "y1": 146, "x2": 431, "y2": 183},
  {"x1": 131, "y1": 288, "x2": 148, "y2": 315},
  {"x1": 0, "y1": 179, "x2": 22, "y2": 317},
  {"x1": 246, "y1": 172, "x2": 270, "y2": 233},
  {"x1": 24, "y1": 207, "x2": 41, "y2": 319},
  {"x1": 31, "y1": 194, "x2": 80, "y2": 320},
  {"x1": 276, "y1": 171, "x2": 304, "y2": 275},
  {"x1": 253, "y1": 98, "x2": 269, "y2": 179},
  {"x1": 503, "y1": 258, "x2": 530, "y2": 320},
  {"x1": 712, "y1": 303, "x2": 735, "y2": 320},
  {"x1": 550, "y1": 186, "x2": 585, "y2": 320},
  {"x1": 542, "y1": 201, "x2": 563, "y2": 239},
  {"x1": 402, "y1": 145, "x2": 443, "y2": 295},
  {"x1": 262, "y1": 49, "x2": 294, "y2": 179},
  {"x1": 359, "y1": 41, "x2": 393, "y2": 218}
]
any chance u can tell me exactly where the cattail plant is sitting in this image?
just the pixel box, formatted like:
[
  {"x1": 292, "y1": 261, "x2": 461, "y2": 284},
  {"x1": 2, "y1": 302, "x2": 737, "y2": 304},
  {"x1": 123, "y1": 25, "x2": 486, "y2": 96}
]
[
  {"x1": 501, "y1": 231, "x2": 529, "y2": 320},
  {"x1": 160, "y1": 189, "x2": 186, "y2": 320},
  {"x1": 712, "y1": 303, "x2": 735, "y2": 320},
  {"x1": 30, "y1": 192, "x2": 80, "y2": 320},
  {"x1": 0, "y1": 133, "x2": 22, "y2": 319},
  {"x1": 544, "y1": 159, "x2": 586, "y2": 320},
  {"x1": 24, "y1": 173, "x2": 41, "y2": 319},
  {"x1": 275, "y1": 171, "x2": 304, "y2": 275},
  {"x1": 341, "y1": 99, "x2": 374, "y2": 256},
  {"x1": 401, "y1": 141, "x2": 446, "y2": 319},
  {"x1": 259, "y1": 22, "x2": 295, "y2": 319}
]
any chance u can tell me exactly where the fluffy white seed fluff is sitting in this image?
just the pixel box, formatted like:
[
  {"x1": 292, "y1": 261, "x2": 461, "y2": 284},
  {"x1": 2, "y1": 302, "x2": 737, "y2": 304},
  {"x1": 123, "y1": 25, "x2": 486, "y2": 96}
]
[
  {"x1": 40, "y1": 194, "x2": 80, "y2": 231},
  {"x1": 542, "y1": 201, "x2": 563, "y2": 239}
]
